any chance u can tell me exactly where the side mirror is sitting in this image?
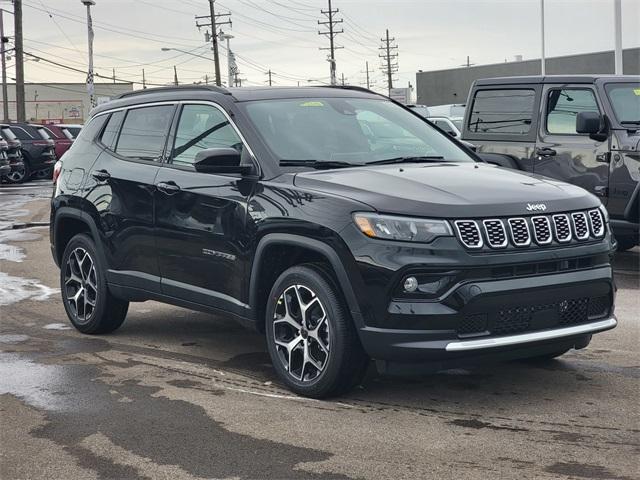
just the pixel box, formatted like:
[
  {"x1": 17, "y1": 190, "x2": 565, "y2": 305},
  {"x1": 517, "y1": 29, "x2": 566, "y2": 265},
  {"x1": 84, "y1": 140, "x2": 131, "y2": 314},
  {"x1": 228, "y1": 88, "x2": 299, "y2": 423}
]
[
  {"x1": 576, "y1": 111, "x2": 602, "y2": 135},
  {"x1": 447, "y1": 130, "x2": 457, "y2": 137},
  {"x1": 193, "y1": 148, "x2": 253, "y2": 175}
]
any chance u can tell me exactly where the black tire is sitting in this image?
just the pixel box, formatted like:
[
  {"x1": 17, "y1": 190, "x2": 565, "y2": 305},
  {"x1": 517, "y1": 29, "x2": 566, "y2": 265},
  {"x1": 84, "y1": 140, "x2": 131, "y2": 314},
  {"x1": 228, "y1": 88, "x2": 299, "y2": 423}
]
[
  {"x1": 265, "y1": 264, "x2": 369, "y2": 398},
  {"x1": 4, "y1": 157, "x2": 30, "y2": 184},
  {"x1": 60, "y1": 233, "x2": 129, "y2": 334},
  {"x1": 616, "y1": 236, "x2": 638, "y2": 252}
]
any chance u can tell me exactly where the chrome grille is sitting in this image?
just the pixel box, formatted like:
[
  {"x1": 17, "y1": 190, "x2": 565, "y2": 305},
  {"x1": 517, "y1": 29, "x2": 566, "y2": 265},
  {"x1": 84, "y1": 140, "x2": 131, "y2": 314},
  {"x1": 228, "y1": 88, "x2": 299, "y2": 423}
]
[
  {"x1": 453, "y1": 209, "x2": 606, "y2": 250},
  {"x1": 588, "y1": 209, "x2": 604, "y2": 237},
  {"x1": 552, "y1": 214, "x2": 572, "y2": 243},
  {"x1": 483, "y1": 219, "x2": 507, "y2": 248},
  {"x1": 508, "y1": 218, "x2": 531, "y2": 247},
  {"x1": 531, "y1": 216, "x2": 552, "y2": 245},
  {"x1": 454, "y1": 220, "x2": 483, "y2": 248},
  {"x1": 571, "y1": 212, "x2": 589, "y2": 240}
]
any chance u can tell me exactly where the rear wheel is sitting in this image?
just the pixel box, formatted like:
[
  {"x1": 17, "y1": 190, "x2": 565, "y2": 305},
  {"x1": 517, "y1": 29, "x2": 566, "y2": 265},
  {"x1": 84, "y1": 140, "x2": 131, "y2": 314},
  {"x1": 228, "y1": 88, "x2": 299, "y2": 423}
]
[
  {"x1": 60, "y1": 233, "x2": 129, "y2": 334},
  {"x1": 265, "y1": 265, "x2": 369, "y2": 398}
]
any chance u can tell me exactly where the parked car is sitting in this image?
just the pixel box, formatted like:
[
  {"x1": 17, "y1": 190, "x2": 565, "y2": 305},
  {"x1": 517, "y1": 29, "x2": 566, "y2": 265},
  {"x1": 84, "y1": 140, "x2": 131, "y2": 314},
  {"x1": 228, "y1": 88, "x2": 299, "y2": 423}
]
[
  {"x1": 407, "y1": 104, "x2": 430, "y2": 118},
  {"x1": 38, "y1": 124, "x2": 75, "y2": 159},
  {"x1": 462, "y1": 75, "x2": 640, "y2": 251},
  {"x1": 428, "y1": 116, "x2": 463, "y2": 138},
  {"x1": 51, "y1": 85, "x2": 616, "y2": 397},
  {"x1": 0, "y1": 138, "x2": 11, "y2": 179},
  {"x1": 0, "y1": 123, "x2": 56, "y2": 182},
  {"x1": 0, "y1": 126, "x2": 26, "y2": 183},
  {"x1": 54, "y1": 123, "x2": 83, "y2": 138}
]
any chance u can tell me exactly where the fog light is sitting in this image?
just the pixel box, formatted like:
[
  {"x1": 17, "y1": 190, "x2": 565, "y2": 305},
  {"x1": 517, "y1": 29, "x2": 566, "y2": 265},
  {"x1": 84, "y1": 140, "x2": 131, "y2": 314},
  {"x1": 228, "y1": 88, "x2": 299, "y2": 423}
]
[{"x1": 403, "y1": 276, "x2": 418, "y2": 293}]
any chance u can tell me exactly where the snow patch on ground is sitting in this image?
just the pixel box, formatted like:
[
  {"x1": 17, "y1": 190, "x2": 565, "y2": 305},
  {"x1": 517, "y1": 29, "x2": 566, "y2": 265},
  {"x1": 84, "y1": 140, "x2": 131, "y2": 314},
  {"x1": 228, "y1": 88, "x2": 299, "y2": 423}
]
[
  {"x1": 43, "y1": 323, "x2": 72, "y2": 331},
  {"x1": 0, "y1": 272, "x2": 59, "y2": 306}
]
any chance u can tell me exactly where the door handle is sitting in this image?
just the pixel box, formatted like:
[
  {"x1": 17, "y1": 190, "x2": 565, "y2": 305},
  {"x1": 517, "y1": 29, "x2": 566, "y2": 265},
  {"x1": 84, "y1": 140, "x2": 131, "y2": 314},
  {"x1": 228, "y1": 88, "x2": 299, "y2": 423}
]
[
  {"x1": 91, "y1": 169, "x2": 111, "y2": 181},
  {"x1": 156, "y1": 181, "x2": 181, "y2": 195},
  {"x1": 535, "y1": 148, "x2": 557, "y2": 157}
]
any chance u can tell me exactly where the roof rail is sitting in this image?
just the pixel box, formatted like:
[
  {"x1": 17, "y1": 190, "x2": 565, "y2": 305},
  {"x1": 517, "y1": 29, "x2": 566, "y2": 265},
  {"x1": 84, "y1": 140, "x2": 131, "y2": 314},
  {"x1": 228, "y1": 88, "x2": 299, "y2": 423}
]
[
  {"x1": 315, "y1": 85, "x2": 378, "y2": 95},
  {"x1": 117, "y1": 84, "x2": 230, "y2": 99}
]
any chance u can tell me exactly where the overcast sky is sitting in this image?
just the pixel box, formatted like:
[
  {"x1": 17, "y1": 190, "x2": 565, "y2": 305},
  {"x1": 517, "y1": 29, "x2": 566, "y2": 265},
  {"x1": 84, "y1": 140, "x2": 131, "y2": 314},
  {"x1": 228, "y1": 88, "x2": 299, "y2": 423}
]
[{"x1": 3, "y1": 0, "x2": 639, "y2": 93}]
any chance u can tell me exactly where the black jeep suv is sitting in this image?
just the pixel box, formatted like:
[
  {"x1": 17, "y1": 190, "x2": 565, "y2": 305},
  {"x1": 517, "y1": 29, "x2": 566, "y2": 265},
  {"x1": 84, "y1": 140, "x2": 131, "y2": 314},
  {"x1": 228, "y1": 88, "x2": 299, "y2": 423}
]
[{"x1": 51, "y1": 86, "x2": 616, "y2": 397}]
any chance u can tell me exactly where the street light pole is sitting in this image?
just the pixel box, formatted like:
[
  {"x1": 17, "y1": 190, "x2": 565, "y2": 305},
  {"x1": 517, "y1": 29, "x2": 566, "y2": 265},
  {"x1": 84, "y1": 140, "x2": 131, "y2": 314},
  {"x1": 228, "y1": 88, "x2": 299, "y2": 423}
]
[
  {"x1": 540, "y1": 0, "x2": 546, "y2": 75},
  {"x1": 0, "y1": 8, "x2": 9, "y2": 122},
  {"x1": 81, "y1": 0, "x2": 96, "y2": 108},
  {"x1": 614, "y1": 0, "x2": 623, "y2": 75}
]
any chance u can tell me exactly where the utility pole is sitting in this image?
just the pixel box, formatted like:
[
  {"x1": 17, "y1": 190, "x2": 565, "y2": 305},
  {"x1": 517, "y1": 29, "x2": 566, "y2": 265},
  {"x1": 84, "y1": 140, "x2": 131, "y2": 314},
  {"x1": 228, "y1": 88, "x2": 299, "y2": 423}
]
[
  {"x1": 195, "y1": 1, "x2": 231, "y2": 86},
  {"x1": 266, "y1": 69, "x2": 273, "y2": 86},
  {"x1": 81, "y1": 0, "x2": 96, "y2": 109},
  {"x1": 318, "y1": 0, "x2": 343, "y2": 86},
  {"x1": 341, "y1": 72, "x2": 345, "y2": 85},
  {"x1": 361, "y1": 60, "x2": 374, "y2": 89},
  {"x1": 379, "y1": 29, "x2": 398, "y2": 96},
  {"x1": 112, "y1": 67, "x2": 115, "y2": 83},
  {"x1": 142, "y1": 69, "x2": 146, "y2": 89},
  {"x1": 540, "y1": 0, "x2": 545, "y2": 75},
  {"x1": 173, "y1": 65, "x2": 178, "y2": 86},
  {"x1": 0, "y1": 8, "x2": 9, "y2": 122},
  {"x1": 14, "y1": 0, "x2": 25, "y2": 122},
  {"x1": 460, "y1": 56, "x2": 475, "y2": 67},
  {"x1": 614, "y1": 0, "x2": 622, "y2": 74},
  {"x1": 204, "y1": 74, "x2": 209, "y2": 85}
]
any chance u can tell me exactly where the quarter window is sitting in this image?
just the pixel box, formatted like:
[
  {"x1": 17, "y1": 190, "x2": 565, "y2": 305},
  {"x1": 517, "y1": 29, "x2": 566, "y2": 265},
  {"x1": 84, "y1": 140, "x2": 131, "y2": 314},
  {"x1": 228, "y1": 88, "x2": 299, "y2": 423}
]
[
  {"x1": 172, "y1": 104, "x2": 242, "y2": 167},
  {"x1": 100, "y1": 110, "x2": 125, "y2": 148},
  {"x1": 546, "y1": 89, "x2": 599, "y2": 135},
  {"x1": 468, "y1": 89, "x2": 535, "y2": 134},
  {"x1": 115, "y1": 105, "x2": 174, "y2": 160}
]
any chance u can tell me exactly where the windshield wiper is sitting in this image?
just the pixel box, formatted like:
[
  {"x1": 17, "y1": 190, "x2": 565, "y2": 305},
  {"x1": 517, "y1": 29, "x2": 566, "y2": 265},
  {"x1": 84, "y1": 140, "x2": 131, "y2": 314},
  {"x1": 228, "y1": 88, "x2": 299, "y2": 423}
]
[
  {"x1": 365, "y1": 155, "x2": 445, "y2": 165},
  {"x1": 620, "y1": 120, "x2": 640, "y2": 125},
  {"x1": 279, "y1": 160, "x2": 363, "y2": 169}
]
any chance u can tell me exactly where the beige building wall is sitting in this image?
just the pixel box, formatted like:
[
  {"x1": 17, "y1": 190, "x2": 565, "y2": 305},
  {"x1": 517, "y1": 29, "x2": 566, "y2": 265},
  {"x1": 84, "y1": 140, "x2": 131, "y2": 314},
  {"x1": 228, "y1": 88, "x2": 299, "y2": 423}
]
[{"x1": 1, "y1": 82, "x2": 134, "y2": 124}]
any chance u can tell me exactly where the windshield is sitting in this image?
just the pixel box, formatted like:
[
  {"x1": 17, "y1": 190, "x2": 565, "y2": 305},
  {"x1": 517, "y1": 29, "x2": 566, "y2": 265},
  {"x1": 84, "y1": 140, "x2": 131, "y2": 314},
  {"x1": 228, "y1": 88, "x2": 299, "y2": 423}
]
[
  {"x1": 1, "y1": 127, "x2": 17, "y2": 141},
  {"x1": 242, "y1": 97, "x2": 475, "y2": 166},
  {"x1": 605, "y1": 83, "x2": 640, "y2": 124}
]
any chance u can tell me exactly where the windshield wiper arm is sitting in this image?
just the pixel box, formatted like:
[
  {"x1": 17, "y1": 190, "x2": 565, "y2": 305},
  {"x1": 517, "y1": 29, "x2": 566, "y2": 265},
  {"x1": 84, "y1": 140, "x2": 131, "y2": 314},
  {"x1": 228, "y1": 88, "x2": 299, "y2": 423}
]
[
  {"x1": 620, "y1": 120, "x2": 640, "y2": 125},
  {"x1": 365, "y1": 155, "x2": 445, "y2": 165},
  {"x1": 279, "y1": 160, "x2": 363, "y2": 169}
]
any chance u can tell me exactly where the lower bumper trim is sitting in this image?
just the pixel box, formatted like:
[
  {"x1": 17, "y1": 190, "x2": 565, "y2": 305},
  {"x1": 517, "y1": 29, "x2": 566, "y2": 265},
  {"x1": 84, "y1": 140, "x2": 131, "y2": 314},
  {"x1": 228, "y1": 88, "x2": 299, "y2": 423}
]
[{"x1": 445, "y1": 317, "x2": 616, "y2": 351}]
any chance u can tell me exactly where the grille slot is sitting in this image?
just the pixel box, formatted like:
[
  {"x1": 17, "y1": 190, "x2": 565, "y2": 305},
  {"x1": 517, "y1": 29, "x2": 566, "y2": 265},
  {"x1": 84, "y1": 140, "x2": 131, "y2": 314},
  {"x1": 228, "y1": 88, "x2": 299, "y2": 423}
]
[
  {"x1": 483, "y1": 219, "x2": 508, "y2": 248},
  {"x1": 531, "y1": 216, "x2": 552, "y2": 245},
  {"x1": 507, "y1": 218, "x2": 531, "y2": 247},
  {"x1": 571, "y1": 212, "x2": 589, "y2": 240},
  {"x1": 454, "y1": 220, "x2": 483, "y2": 249},
  {"x1": 552, "y1": 214, "x2": 572, "y2": 243},
  {"x1": 458, "y1": 314, "x2": 488, "y2": 336},
  {"x1": 588, "y1": 295, "x2": 609, "y2": 319},
  {"x1": 588, "y1": 209, "x2": 604, "y2": 237}
]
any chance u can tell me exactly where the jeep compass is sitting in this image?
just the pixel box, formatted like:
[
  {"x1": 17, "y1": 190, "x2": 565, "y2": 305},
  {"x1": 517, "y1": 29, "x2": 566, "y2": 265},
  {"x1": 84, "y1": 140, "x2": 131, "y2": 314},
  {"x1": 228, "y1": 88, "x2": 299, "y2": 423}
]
[{"x1": 51, "y1": 86, "x2": 616, "y2": 397}]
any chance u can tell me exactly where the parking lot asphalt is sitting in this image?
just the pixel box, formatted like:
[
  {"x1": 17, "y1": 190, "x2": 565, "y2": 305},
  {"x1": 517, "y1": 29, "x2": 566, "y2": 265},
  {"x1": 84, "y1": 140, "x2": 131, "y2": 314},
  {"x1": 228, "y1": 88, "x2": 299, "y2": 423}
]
[{"x1": 1, "y1": 182, "x2": 638, "y2": 480}]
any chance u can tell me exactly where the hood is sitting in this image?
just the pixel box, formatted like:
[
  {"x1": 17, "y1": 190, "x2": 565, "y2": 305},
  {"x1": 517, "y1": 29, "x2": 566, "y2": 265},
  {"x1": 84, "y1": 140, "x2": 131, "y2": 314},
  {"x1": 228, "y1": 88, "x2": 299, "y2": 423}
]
[{"x1": 293, "y1": 162, "x2": 599, "y2": 218}]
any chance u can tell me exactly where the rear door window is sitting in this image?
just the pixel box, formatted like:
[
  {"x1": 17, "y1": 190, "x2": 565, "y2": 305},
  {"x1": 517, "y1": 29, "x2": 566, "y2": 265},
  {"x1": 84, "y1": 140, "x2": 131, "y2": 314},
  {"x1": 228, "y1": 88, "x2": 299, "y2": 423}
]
[
  {"x1": 546, "y1": 88, "x2": 599, "y2": 135},
  {"x1": 8, "y1": 126, "x2": 33, "y2": 141},
  {"x1": 115, "y1": 105, "x2": 175, "y2": 160},
  {"x1": 36, "y1": 127, "x2": 51, "y2": 140},
  {"x1": 468, "y1": 89, "x2": 536, "y2": 134}
]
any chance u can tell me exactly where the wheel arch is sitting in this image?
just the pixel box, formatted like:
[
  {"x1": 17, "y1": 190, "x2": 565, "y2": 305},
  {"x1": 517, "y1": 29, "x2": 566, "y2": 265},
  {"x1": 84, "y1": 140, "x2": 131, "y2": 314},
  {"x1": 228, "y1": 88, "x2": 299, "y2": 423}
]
[
  {"x1": 53, "y1": 207, "x2": 105, "y2": 268},
  {"x1": 249, "y1": 233, "x2": 364, "y2": 333}
]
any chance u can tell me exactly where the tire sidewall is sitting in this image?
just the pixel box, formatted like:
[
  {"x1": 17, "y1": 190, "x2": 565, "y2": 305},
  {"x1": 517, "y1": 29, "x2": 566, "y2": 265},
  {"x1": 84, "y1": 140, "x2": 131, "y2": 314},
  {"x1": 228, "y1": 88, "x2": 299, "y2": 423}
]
[
  {"x1": 60, "y1": 233, "x2": 109, "y2": 334},
  {"x1": 265, "y1": 265, "x2": 350, "y2": 396}
]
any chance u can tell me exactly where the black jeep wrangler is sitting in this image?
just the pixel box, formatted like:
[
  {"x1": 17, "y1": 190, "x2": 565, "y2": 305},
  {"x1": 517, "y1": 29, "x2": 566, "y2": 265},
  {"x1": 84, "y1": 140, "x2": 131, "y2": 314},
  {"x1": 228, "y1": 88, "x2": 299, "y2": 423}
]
[
  {"x1": 51, "y1": 86, "x2": 616, "y2": 397},
  {"x1": 462, "y1": 75, "x2": 640, "y2": 251}
]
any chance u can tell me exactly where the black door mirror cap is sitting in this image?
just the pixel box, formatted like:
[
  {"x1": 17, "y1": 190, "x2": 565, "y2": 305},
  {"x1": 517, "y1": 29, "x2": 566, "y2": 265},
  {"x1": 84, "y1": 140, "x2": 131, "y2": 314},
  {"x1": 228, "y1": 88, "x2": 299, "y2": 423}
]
[
  {"x1": 576, "y1": 111, "x2": 603, "y2": 135},
  {"x1": 193, "y1": 147, "x2": 254, "y2": 175}
]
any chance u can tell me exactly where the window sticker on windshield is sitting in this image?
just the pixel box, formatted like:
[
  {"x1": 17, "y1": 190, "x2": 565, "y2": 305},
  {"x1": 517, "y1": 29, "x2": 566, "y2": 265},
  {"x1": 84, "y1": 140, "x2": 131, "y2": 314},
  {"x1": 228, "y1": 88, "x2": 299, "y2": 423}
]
[
  {"x1": 634, "y1": 89, "x2": 640, "y2": 96},
  {"x1": 299, "y1": 101, "x2": 324, "y2": 107}
]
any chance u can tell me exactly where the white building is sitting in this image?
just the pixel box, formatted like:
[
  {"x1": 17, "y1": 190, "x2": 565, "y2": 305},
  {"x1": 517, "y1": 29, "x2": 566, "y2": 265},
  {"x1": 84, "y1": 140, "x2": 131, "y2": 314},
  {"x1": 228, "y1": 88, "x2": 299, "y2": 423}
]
[{"x1": 1, "y1": 82, "x2": 134, "y2": 124}]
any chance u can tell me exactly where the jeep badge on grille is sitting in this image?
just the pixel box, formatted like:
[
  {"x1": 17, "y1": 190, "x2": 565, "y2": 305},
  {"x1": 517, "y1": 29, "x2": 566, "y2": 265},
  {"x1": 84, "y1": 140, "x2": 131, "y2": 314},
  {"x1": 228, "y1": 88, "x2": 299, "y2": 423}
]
[{"x1": 526, "y1": 203, "x2": 547, "y2": 212}]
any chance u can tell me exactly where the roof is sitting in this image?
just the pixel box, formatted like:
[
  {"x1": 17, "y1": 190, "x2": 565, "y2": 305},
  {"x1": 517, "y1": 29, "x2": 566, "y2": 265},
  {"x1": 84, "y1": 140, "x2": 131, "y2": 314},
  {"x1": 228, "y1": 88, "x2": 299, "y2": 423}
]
[
  {"x1": 91, "y1": 85, "x2": 381, "y2": 116},
  {"x1": 475, "y1": 75, "x2": 640, "y2": 86}
]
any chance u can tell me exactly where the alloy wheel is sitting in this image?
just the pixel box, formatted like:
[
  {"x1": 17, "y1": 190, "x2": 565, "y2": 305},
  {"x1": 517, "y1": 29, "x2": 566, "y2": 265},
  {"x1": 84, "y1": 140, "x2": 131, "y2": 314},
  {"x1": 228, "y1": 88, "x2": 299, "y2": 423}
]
[
  {"x1": 273, "y1": 284, "x2": 330, "y2": 382},
  {"x1": 6, "y1": 168, "x2": 26, "y2": 183},
  {"x1": 64, "y1": 247, "x2": 98, "y2": 324}
]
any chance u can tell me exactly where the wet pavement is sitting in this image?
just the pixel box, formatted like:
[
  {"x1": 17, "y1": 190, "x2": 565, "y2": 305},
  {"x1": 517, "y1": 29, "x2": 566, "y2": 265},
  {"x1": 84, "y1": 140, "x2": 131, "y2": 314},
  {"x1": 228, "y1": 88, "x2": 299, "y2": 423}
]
[{"x1": 1, "y1": 182, "x2": 639, "y2": 480}]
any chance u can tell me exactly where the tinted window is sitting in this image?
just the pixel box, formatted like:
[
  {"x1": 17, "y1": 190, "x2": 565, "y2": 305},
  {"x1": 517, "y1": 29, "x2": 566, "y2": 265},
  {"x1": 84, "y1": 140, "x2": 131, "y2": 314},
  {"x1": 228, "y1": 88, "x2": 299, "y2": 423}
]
[
  {"x1": 546, "y1": 89, "x2": 599, "y2": 134},
  {"x1": 66, "y1": 127, "x2": 82, "y2": 137},
  {"x1": 1, "y1": 127, "x2": 17, "y2": 141},
  {"x1": 116, "y1": 105, "x2": 174, "y2": 160},
  {"x1": 61, "y1": 128, "x2": 75, "y2": 140},
  {"x1": 468, "y1": 89, "x2": 535, "y2": 134},
  {"x1": 172, "y1": 104, "x2": 242, "y2": 166},
  {"x1": 100, "y1": 110, "x2": 125, "y2": 148},
  {"x1": 36, "y1": 127, "x2": 51, "y2": 140},
  {"x1": 42, "y1": 127, "x2": 59, "y2": 139},
  {"x1": 8, "y1": 126, "x2": 33, "y2": 140}
]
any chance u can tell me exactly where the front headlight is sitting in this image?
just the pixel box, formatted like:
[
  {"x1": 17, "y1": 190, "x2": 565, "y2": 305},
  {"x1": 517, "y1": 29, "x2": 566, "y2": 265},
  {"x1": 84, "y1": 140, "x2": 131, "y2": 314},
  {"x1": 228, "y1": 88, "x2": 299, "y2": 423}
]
[{"x1": 353, "y1": 213, "x2": 452, "y2": 243}]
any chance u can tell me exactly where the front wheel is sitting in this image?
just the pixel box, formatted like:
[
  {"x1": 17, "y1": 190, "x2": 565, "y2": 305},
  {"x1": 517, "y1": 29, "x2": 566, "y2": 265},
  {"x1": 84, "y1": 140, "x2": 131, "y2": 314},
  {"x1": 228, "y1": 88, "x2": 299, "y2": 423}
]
[
  {"x1": 60, "y1": 233, "x2": 129, "y2": 334},
  {"x1": 4, "y1": 160, "x2": 30, "y2": 184},
  {"x1": 265, "y1": 265, "x2": 369, "y2": 398}
]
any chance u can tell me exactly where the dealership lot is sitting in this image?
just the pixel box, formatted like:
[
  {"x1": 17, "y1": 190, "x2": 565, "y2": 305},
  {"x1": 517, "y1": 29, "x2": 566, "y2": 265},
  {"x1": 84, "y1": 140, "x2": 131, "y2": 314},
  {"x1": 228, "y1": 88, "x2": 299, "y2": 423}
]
[{"x1": 1, "y1": 184, "x2": 638, "y2": 480}]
